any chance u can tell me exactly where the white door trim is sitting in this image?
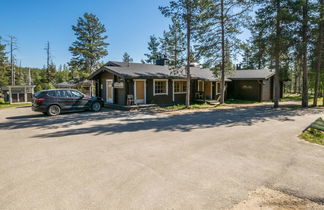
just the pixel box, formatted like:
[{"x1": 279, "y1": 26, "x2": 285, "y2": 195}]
[
  {"x1": 133, "y1": 79, "x2": 146, "y2": 104},
  {"x1": 106, "y1": 79, "x2": 114, "y2": 104}
]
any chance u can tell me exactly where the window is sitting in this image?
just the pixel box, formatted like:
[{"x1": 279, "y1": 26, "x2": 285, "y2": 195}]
[
  {"x1": 154, "y1": 79, "x2": 168, "y2": 95},
  {"x1": 70, "y1": 90, "x2": 83, "y2": 98},
  {"x1": 174, "y1": 81, "x2": 186, "y2": 93},
  {"x1": 57, "y1": 90, "x2": 71, "y2": 98},
  {"x1": 198, "y1": 80, "x2": 204, "y2": 91},
  {"x1": 47, "y1": 91, "x2": 56, "y2": 97}
]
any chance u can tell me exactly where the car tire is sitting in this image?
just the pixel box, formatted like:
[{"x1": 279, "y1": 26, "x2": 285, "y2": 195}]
[
  {"x1": 47, "y1": 105, "x2": 61, "y2": 116},
  {"x1": 91, "y1": 102, "x2": 102, "y2": 112}
]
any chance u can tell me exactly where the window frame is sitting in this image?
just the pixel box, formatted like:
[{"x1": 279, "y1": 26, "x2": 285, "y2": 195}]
[
  {"x1": 153, "y1": 79, "x2": 168, "y2": 96},
  {"x1": 173, "y1": 79, "x2": 187, "y2": 94}
]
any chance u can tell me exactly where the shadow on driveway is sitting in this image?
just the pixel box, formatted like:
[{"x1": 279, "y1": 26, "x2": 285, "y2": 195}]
[{"x1": 0, "y1": 105, "x2": 322, "y2": 138}]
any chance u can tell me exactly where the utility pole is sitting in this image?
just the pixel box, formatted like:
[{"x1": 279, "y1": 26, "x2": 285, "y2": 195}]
[
  {"x1": 28, "y1": 68, "x2": 31, "y2": 85},
  {"x1": 44, "y1": 41, "x2": 51, "y2": 83},
  {"x1": 9, "y1": 36, "x2": 17, "y2": 86}
]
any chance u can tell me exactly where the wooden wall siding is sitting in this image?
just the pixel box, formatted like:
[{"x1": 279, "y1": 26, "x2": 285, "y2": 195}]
[
  {"x1": 99, "y1": 71, "x2": 114, "y2": 103},
  {"x1": 261, "y1": 79, "x2": 271, "y2": 101},
  {"x1": 230, "y1": 80, "x2": 261, "y2": 101},
  {"x1": 146, "y1": 79, "x2": 173, "y2": 105}
]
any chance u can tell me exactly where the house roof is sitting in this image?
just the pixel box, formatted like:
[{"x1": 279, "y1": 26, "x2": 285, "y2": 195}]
[
  {"x1": 55, "y1": 82, "x2": 76, "y2": 87},
  {"x1": 228, "y1": 69, "x2": 275, "y2": 80},
  {"x1": 89, "y1": 61, "x2": 230, "y2": 81}
]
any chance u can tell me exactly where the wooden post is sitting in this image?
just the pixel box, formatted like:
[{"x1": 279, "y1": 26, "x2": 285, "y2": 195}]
[
  {"x1": 24, "y1": 86, "x2": 27, "y2": 103},
  {"x1": 9, "y1": 87, "x2": 12, "y2": 104}
]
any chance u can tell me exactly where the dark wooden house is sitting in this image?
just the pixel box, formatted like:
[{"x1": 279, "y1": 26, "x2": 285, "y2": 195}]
[
  {"x1": 227, "y1": 69, "x2": 283, "y2": 102},
  {"x1": 88, "y1": 61, "x2": 229, "y2": 106}
]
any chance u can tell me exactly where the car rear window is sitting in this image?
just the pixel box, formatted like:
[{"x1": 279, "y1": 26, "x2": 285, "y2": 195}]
[{"x1": 34, "y1": 91, "x2": 43, "y2": 98}]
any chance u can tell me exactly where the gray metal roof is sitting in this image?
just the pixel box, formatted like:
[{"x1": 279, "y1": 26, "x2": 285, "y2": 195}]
[
  {"x1": 89, "y1": 61, "x2": 229, "y2": 81},
  {"x1": 228, "y1": 69, "x2": 275, "y2": 80}
]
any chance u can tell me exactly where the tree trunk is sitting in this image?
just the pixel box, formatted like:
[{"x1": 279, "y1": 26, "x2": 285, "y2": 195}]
[
  {"x1": 274, "y1": 0, "x2": 281, "y2": 108},
  {"x1": 220, "y1": 0, "x2": 225, "y2": 104},
  {"x1": 185, "y1": 10, "x2": 191, "y2": 108},
  {"x1": 301, "y1": 0, "x2": 309, "y2": 107},
  {"x1": 313, "y1": 0, "x2": 323, "y2": 106}
]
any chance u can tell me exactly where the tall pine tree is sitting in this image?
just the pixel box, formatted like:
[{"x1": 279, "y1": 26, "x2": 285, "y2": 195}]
[
  {"x1": 144, "y1": 35, "x2": 160, "y2": 63},
  {"x1": 0, "y1": 37, "x2": 9, "y2": 87},
  {"x1": 160, "y1": 0, "x2": 201, "y2": 107},
  {"x1": 69, "y1": 13, "x2": 109, "y2": 78},
  {"x1": 195, "y1": 0, "x2": 252, "y2": 103}
]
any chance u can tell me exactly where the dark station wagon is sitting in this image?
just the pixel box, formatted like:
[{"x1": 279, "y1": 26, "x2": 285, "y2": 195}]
[{"x1": 32, "y1": 89, "x2": 103, "y2": 116}]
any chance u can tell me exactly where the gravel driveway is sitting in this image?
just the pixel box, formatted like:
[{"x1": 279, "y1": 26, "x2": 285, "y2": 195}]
[{"x1": 0, "y1": 105, "x2": 323, "y2": 209}]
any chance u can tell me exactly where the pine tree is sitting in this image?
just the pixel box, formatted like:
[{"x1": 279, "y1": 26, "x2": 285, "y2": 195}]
[
  {"x1": 162, "y1": 16, "x2": 186, "y2": 70},
  {"x1": 144, "y1": 35, "x2": 160, "y2": 63},
  {"x1": 69, "y1": 13, "x2": 109, "y2": 77},
  {"x1": 122, "y1": 52, "x2": 133, "y2": 63},
  {"x1": 252, "y1": 0, "x2": 294, "y2": 107},
  {"x1": 160, "y1": 0, "x2": 201, "y2": 107},
  {"x1": 195, "y1": 0, "x2": 252, "y2": 104},
  {"x1": 0, "y1": 37, "x2": 9, "y2": 87},
  {"x1": 313, "y1": 0, "x2": 324, "y2": 106}
]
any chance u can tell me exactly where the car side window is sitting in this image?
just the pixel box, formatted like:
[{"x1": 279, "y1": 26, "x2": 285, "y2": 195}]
[
  {"x1": 57, "y1": 90, "x2": 70, "y2": 98},
  {"x1": 47, "y1": 91, "x2": 56, "y2": 97},
  {"x1": 70, "y1": 90, "x2": 83, "y2": 98}
]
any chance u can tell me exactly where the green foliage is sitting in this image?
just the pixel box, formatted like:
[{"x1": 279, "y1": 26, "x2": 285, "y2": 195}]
[
  {"x1": 160, "y1": 16, "x2": 186, "y2": 69},
  {"x1": 0, "y1": 37, "x2": 10, "y2": 87},
  {"x1": 122, "y1": 52, "x2": 133, "y2": 63},
  {"x1": 144, "y1": 35, "x2": 160, "y2": 63},
  {"x1": 195, "y1": 0, "x2": 252, "y2": 70},
  {"x1": 69, "y1": 13, "x2": 109, "y2": 75}
]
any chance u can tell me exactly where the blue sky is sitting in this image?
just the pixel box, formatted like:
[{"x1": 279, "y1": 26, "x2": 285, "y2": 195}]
[{"x1": 0, "y1": 0, "x2": 249, "y2": 68}]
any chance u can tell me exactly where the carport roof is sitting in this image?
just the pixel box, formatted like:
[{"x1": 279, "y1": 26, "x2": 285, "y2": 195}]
[
  {"x1": 89, "y1": 61, "x2": 230, "y2": 81},
  {"x1": 228, "y1": 69, "x2": 275, "y2": 80}
]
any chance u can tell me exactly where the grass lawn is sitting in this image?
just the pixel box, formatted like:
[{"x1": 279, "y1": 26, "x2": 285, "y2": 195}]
[
  {"x1": 282, "y1": 94, "x2": 324, "y2": 105},
  {"x1": 299, "y1": 129, "x2": 324, "y2": 146},
  {"x1": 224, "y1": 99, "x2": 261, "y2": 104},
  {"x1": 0, "y1": 103, "x2": 31, "y2": 109},
  {"x1": 161, "y1": 103, "x2": 220, "y2": 110}
]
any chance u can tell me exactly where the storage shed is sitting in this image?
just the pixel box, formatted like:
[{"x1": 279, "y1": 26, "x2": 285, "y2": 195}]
[{"x1": 227, "y1": 69, "x2": 283, "y2": 102}]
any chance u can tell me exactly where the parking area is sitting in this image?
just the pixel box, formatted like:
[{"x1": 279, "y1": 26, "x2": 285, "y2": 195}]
[{"x1": 0, "y1": 105, "x2": 323, "y2": 209}]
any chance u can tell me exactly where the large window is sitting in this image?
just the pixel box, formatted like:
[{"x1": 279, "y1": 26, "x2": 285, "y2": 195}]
[
  {"x1": 174, "y1": 80, "x2": 187, "y2": 93},
  {"x1": 198, "y1": 80, "x2": 204, "y2": 92},
  {"x1": 154, "y1": 79, "x2": 168, "y2": 95}
]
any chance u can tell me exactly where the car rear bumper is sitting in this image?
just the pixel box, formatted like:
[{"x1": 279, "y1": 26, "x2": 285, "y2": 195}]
[{"x1": 32, "y1": 105, "x2": 47, "y2": 112}]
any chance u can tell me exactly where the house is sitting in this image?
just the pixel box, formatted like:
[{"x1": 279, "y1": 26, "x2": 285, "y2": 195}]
[
  {"x1": 7, "y1": 85, "x2": 36, "y2": 104},
  {"x1": 227, "y1": 69, "x2": 283, "y2": 102},
  {"x1": 88, "y1": 60, "x2": 229, "y2": 106}
]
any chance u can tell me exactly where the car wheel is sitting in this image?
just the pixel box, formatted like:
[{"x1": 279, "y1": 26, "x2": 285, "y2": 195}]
[
  {"x1": 47, "y1": 105, "x2": 61, "y2": 116},
  {"x1": 91, "y1": 102, "x2": 101, "y2": 112}
]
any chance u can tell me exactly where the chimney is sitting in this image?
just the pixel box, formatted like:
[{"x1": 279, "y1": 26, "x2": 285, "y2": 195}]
[{"x1": 155, "y1": 55, "x2": 169, "y2": 66}]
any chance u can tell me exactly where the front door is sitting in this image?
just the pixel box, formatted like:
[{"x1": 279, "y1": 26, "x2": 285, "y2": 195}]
[
  {"x1": 106, "y1": 80, "x2": 113, "y2": 103},
  {"x1": 134, "y1": 80, "x2": 146, "y2": 104}
]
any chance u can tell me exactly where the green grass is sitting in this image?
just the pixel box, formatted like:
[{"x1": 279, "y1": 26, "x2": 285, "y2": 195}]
[
  {"x1": 299, "y1": 128, "x2": 324, "y2": 146},
  {"x1": 282, "y1": 93, "x2": 324, "y2": 105},
  {"x1": 224, "y1": 99, "x2": 261, "y2": 104},
  {"x1": 0, "y1": 103, "x2": 31, "y2": 109},
  {"x1": 161, "y1": 103, "x2": 219, "y2": 110}
]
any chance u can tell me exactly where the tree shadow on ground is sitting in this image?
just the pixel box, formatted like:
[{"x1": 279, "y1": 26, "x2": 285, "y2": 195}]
[{"x1": 1, "y1": 105, "x2": 320, "y2": 138}]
